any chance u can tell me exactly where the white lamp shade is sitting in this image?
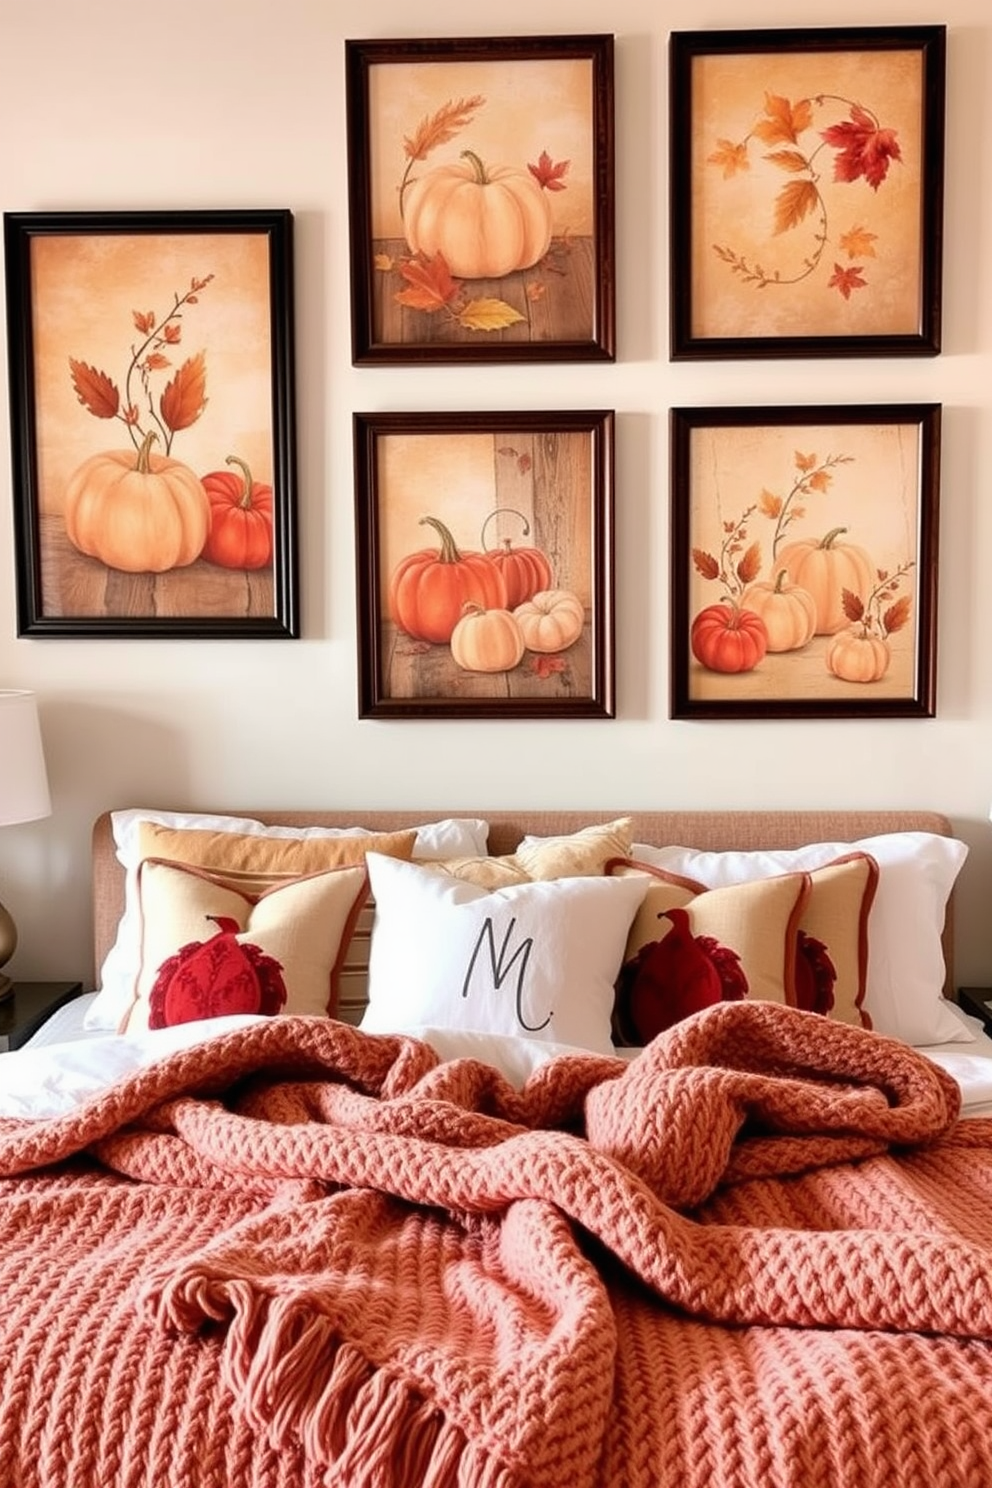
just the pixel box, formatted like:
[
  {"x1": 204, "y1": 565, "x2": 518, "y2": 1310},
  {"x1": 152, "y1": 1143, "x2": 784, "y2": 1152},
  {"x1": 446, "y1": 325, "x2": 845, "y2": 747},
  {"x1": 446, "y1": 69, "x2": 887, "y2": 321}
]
[{"x1": 0, "y1": 690, "x2": 52, "y2": 826}]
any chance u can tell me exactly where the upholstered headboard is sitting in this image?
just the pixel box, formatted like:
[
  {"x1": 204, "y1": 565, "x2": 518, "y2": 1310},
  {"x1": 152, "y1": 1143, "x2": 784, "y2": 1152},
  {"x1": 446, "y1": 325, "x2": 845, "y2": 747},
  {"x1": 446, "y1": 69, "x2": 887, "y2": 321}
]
[{"x1": 90, "y1": 809, "x2": 956, "y2": 1020}]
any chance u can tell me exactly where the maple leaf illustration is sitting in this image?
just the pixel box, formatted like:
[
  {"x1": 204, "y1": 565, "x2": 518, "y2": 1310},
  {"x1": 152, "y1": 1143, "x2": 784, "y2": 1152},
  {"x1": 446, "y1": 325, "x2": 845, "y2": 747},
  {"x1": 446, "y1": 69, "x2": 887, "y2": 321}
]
[
  {"x1": 707, "y1": 139, "x2": 750, "y2": 178},
  {"x1": 839, "y1": 225, "x2": 878, "y2": 259},
  {"x1": 828, "y1": 262, "x2": 868, "y2": 300},
  {"x1": 821, "y1": 105, "x2": 902, "y2": 190},
  {"x1": 753, "y1": 93, "x2": 813, "y2": 147},
  {"x1": 528, "y1": 149, "x2": 570, "y2": 191},
  {"x1": 394, "y1": 253, "x2": 460, "y2": 312}
]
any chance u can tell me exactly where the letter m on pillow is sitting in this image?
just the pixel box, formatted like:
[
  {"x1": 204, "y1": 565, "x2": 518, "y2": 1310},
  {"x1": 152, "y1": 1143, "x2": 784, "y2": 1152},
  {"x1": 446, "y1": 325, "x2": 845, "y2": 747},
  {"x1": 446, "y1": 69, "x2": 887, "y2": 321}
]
[{"x1": 462, "y1": 917, "x2": 551, "y2": 1033}]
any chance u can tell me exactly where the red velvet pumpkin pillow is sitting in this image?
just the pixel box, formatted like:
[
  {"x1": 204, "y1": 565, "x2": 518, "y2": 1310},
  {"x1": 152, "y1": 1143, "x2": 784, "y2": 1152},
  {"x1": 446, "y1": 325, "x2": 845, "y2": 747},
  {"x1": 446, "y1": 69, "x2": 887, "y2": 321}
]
[
  {"x1": 120, "y1": 858, "x2": 370, "y2": 1033},
  {"x1": 609, "y1": 852, "x2": 876, "y2": 1045}
]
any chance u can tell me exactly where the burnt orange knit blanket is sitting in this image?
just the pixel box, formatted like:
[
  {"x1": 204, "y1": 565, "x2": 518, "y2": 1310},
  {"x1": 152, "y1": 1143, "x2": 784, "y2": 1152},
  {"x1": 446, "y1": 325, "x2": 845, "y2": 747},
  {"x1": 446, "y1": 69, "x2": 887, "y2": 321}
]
[{"x1": 2, "y1": 1002, "x2": 992, "y2": 1488}]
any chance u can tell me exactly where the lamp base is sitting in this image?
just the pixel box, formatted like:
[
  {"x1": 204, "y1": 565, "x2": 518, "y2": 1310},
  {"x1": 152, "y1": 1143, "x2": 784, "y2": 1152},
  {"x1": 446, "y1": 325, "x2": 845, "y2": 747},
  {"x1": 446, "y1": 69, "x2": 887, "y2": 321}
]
[{"x1": 0, "y1": 971, "x2": 13, "y2": 1003}]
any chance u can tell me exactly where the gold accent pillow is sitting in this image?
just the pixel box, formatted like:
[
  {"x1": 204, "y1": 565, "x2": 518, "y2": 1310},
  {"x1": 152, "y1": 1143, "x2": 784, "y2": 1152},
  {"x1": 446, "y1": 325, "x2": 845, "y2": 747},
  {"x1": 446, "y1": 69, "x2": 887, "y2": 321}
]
[
  {"x1": 434, "y1": 817, "x2": 635, "y2": 890},
  {"x1": 136, "y1": 822, "x2": 418, "y2": 894}
]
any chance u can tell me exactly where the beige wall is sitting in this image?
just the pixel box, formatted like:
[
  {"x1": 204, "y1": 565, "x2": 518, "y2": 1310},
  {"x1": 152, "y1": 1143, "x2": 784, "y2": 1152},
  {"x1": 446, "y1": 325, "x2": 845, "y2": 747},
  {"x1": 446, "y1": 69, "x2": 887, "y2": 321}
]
[{"x1": 2, "y1": 0, "x2": 992, "y2": 989}]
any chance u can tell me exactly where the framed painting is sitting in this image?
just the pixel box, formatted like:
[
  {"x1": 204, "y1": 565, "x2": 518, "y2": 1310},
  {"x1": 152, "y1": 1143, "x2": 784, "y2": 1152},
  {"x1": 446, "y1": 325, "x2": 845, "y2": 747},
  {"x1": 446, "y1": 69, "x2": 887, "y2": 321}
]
[
  {"x1": 669, "y1": 26, "x2": 946, "y2": 360},
  {"x1": 3, "y1": 209, "x2": 298, "y2": 637},
  {"x1": 353, "y1": 409, "x2": 615, "y2": 718},
  {"x1": 670, "y1": 404, "x2": 941, "y2": 719},
  {"x1": 345, "y1": 35, "x2": 615, "y2": 364}
]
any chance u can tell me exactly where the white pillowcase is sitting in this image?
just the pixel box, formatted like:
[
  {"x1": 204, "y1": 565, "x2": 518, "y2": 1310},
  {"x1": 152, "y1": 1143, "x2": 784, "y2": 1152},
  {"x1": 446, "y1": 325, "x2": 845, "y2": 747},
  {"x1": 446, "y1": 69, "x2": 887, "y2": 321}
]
[
  {"x1": 360, "y1": 854, "x2": 649, "y2": 1056},
  {"x1": 629, "y1": 832, "x2": 969, "y2": 1048},
  {"x1": 85, "y1": 809, "x2": 489, "y2": 1031}
]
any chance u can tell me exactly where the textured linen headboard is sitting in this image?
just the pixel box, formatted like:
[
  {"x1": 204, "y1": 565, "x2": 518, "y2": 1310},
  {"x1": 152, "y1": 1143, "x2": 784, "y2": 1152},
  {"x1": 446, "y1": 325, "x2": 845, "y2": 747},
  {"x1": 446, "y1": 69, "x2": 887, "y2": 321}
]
[{"x1": 89, "y1": 808, "x2": 957, "y2": 1019}]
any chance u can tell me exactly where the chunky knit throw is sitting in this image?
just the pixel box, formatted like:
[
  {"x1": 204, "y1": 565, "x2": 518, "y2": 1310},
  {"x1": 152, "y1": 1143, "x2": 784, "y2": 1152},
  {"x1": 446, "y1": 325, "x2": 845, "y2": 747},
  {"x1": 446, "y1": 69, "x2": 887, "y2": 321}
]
[{"x1": 2, "y1": 1001, "x2": 992, "y2": 1488}]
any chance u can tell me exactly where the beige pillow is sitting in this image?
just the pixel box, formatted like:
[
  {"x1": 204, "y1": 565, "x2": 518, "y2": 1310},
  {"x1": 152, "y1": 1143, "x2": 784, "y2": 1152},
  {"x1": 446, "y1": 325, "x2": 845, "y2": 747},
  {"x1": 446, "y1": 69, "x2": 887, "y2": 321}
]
[
  {"x1": 136, "y1": 822, "x2": 417, "y2": 893},
  {"x1": 610, "y1": 853, "x2": 876, "y2": 1044},
  {"x1": 120, "y1": 858, "x2": 370, "y2": 1033},
  {"x1": 434, "y1": 817, "x2": 635, "y2": 890}
]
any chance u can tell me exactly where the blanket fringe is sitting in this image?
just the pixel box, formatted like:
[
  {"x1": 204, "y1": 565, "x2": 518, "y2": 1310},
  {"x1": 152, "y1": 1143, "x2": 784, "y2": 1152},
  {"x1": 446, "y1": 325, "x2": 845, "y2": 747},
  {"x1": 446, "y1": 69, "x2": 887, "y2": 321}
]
[{"x1": 197, "y1": 1290, "x2": 516, "y2": 1487}]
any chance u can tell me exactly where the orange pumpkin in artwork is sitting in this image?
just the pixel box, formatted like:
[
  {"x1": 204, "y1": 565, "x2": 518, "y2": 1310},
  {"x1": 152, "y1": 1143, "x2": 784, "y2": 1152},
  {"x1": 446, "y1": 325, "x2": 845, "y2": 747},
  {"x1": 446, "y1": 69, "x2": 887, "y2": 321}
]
[
  {"x1": 481, "y1": 508, "x2": 553, "y2": 609},
  {"x1": 690, "y1": 603, "x2": 768, "y2": 673},
  {"x1": 201, "y1": 455, "x2": 274, "y2": 570},
  {"x1": 389, "y1": 515, "x2": 508, "y2": 644}
]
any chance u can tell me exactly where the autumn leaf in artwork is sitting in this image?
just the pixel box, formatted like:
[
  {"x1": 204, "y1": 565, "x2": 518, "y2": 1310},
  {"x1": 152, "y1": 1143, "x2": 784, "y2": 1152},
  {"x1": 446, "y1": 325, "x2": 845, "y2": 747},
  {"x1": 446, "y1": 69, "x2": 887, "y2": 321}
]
[
  {"x1": 820, "y1": 105, "x2": 902, "y2": 190},
  {"x1": 69, "y1": 360, "x2": 120, "y2": 419},
  {"x1": 160, "y1": 351, "x2": 208, "y2": 433},
  {"x1": 528, "y1": 150, "x2": 570, "y2": 192},
  {"x1": 67, "y1": 272, "x2": 214, "y2": 455},
  {"x1": 395, "y1": 253, "x2": 460, "y2": 312},
  {"x1": 827, "y1": 263, "x2": 868, "y2": 301},
  {"x1": 839, "y1": 226, "x2": 878, "y2": 260}
]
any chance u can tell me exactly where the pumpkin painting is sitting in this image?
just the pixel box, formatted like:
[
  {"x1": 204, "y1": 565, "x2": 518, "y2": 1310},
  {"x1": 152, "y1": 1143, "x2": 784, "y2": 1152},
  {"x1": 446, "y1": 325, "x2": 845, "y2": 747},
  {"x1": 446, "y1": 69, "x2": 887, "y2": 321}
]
[
  {"x1": 201, "y1": 455, "x2": 274, "y2": 570},
  {"x1": 450, "y1": 602, "x2": 526, "y2": 673},
  {"x1": 480, "y1": 508, "x2": 553, "y2": 608},
  {"x1": 403, "y1": 150, "x2": 553, "y2": 279},
  {"x1": 63, "y1": 430, "x2": 210, "y2": 573},
  {"x1": 691, "y1": 603, "x2": 768, "y2": 674},
  {"x1": 776, "y1": 527, "x2": 876, "y2": 636},
  {"x1": 389, "y1": 515, "x2": 508, "y2": 644}
]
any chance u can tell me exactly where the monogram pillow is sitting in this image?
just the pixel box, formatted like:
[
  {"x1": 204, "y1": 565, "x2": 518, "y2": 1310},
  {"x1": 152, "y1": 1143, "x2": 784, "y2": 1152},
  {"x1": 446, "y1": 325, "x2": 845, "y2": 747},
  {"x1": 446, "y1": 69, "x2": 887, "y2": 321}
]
[{"x1": 359, "y1": 853, "x2": 650, "y2": 1055}]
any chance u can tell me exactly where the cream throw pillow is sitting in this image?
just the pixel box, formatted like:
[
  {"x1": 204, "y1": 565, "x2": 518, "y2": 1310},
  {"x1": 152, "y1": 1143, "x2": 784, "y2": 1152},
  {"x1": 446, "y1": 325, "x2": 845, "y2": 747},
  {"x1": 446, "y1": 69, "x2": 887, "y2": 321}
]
[{"x1": 120, "y1": 859, "x2": 369, "y2": 1033}]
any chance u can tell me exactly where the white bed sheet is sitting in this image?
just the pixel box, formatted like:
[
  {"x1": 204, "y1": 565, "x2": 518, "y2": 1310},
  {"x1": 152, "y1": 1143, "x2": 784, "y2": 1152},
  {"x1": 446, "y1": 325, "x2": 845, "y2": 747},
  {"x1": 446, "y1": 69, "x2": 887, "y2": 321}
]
[{"x1": 4, "y1": 991, "x2": 992, "y2": 1122}]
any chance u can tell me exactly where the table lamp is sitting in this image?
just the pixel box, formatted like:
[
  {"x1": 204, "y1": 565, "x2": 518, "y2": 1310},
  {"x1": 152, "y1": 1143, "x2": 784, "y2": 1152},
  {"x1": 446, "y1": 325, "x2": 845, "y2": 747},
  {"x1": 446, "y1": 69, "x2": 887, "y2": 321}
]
[{"x1": 0, "y1": 690, "x2": 52, "y2": 1000}]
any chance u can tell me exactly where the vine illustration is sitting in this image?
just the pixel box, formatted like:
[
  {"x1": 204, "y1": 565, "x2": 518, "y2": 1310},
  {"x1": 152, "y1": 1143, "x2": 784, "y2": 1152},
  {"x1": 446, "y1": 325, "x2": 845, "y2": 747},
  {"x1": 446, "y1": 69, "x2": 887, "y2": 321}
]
[
  {"x1": 68, "y1": 274, "x2": 214, "y2": 454},
  {"x1": 708, "y1": 91, "x2": 902, "y2": 301},
  {"x1": 375, "y1": 94, "x2": 572, "y2": 334}
]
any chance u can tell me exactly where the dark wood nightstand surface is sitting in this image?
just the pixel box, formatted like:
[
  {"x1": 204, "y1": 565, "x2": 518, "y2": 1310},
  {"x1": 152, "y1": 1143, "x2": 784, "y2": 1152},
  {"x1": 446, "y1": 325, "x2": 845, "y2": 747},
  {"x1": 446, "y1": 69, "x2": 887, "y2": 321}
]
[
  {"x1": 957, "y1": 987, "x2": 992, "y2": 1038},
  {"x1": 0, "y1": 981, "x2": 85, "y2": 1052}
]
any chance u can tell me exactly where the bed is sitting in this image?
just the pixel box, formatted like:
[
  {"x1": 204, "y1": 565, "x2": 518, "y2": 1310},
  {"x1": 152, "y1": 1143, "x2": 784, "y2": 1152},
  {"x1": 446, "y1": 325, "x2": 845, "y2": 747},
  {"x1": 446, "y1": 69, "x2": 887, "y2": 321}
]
[{"x1": 2, "y1": 805, "x2": 992, "y2": 1488}]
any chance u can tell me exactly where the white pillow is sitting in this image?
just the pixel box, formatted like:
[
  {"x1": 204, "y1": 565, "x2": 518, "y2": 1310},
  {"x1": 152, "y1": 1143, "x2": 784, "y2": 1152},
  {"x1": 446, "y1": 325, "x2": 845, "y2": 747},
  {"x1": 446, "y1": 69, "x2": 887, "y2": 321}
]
[
  {"x1": 359, "y1": 854, "x2": 649, "y2": 1056},
  {"x1": 629, "y1": 832, "x2": 969, "y2": 1047},
  {"x1": 85, "y1": 809, "x2": 489, "y2": 1031}
]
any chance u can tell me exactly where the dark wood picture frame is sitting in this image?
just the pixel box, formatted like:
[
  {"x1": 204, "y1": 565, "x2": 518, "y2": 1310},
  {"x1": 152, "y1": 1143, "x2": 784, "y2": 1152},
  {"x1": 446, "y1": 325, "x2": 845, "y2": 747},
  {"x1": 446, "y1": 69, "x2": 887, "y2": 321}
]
[
  {"x1": 670, "y1": 403, "x2": 941, "y2": 719},
  {"x1": 354, "y1": 409, "x2": 615, "y2": 718},
  {"x1": 669, "y1": 26, "x2": 946, "y2": 360},
  {"x1": 345, "y1": 34, "x2": 615, "y2": 365},
  {"x1": 3, "y1": 209, "x2": 298, "y2": 638}
]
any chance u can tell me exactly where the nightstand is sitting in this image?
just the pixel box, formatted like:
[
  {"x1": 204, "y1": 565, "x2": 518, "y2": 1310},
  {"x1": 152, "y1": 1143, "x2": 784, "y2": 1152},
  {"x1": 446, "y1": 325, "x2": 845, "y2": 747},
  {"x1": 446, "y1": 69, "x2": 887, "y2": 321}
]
[
  {"x1": 957, "y1": 987, "x2": 992, "y2": 1038},
  {"x1": 0, "y1": 980, "x2": 85, "y2": 1052}
]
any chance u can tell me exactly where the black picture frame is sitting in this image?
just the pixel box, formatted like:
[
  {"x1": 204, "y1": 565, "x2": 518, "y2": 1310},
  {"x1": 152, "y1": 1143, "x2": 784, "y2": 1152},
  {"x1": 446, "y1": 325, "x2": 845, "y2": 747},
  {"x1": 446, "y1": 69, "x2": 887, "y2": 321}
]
[
  {"x1": 3, "y1": 208, "x2": 298, "y2": 638},
  {"x1": 354, "y1": 409, "x2": 615, "y2": 718},
  {"x1": 669, "y1": 26, "x2": 946, "y2": 360},
  {"x1": 345, "y1": 34, "x2": 615, "y2": 365},
  {"x1": 670, "y1": 403, "x2": 941, "y2": 719}
]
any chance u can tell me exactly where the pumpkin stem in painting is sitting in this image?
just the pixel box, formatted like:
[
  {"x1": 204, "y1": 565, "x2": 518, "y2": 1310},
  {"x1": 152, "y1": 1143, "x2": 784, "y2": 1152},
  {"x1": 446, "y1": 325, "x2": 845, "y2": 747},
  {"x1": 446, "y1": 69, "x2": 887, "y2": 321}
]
[
  {"x1": 459, "y1": 149, "x2": 490, "y2": 185},
  {"x1": 418, "y1": 514, "x2": 464, "y2": 564},
  {"x1": 480, "y1": 507, "x2": 530, "y2": 552},
  {"x1": 820, "y1": 526, "x2": 848, "y2": 550},
  {"x1": 225, "y1": 454, "x2": 255, "y2": 510},
  {"x1": 135, "y1": 429, "x2": 159, "y2": 475}
]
